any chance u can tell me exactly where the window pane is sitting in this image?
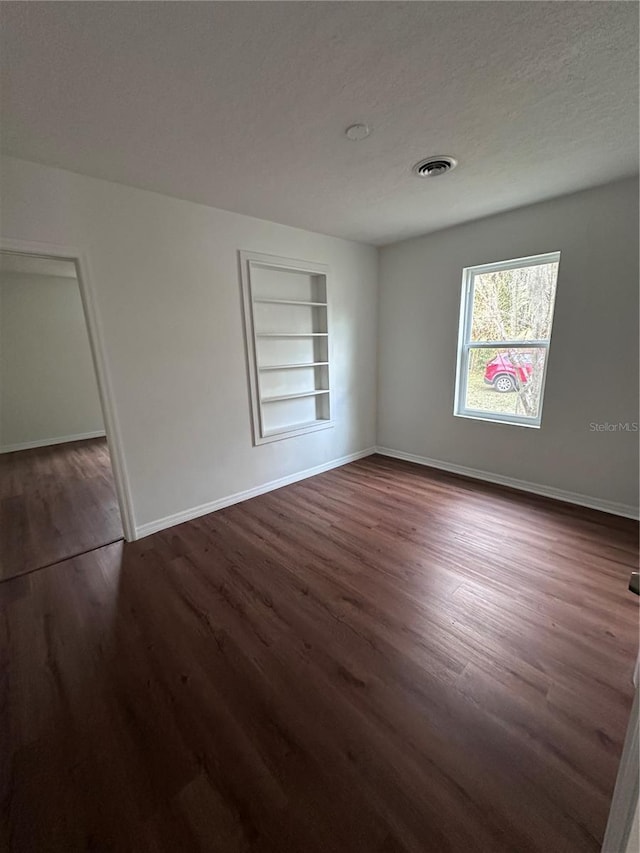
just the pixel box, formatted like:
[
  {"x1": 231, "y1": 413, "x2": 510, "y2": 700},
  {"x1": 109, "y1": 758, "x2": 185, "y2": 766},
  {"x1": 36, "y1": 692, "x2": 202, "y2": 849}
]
[
  {"x1": 464, "y1": 347, "x2": 548, "y2": 420},
  {"x1": 469, "y1": 262, "x2": 559, "y2": 342}
]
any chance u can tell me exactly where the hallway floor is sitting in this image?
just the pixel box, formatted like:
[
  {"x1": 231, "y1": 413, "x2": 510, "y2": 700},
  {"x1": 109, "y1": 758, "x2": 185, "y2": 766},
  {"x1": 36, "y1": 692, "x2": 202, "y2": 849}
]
[{"x1": 0, "y1": 437, "x2": 122, "y2": 581}]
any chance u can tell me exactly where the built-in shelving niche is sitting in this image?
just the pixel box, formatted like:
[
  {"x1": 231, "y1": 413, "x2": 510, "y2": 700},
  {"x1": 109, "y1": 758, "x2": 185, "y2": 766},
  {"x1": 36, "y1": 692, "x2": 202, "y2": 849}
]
[{"x1": 240, "y1": 251, "x2": 333, "y2": 445}]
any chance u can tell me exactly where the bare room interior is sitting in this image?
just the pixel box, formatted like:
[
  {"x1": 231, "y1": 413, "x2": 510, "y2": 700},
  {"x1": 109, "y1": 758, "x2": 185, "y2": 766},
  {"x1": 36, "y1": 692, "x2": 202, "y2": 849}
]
[{"x1": 0, "y1": 3, "x2": 638, "y2": 852}]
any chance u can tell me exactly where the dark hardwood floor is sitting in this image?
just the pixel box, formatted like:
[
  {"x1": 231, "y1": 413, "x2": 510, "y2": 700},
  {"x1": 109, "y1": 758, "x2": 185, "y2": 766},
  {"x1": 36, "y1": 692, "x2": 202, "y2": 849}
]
[
  {"x1": 0, "y1": 437, "x2": 123, "y2": 581},
  {"x1": 1, "y1": 455, "x2": 637, "y2": 852}
]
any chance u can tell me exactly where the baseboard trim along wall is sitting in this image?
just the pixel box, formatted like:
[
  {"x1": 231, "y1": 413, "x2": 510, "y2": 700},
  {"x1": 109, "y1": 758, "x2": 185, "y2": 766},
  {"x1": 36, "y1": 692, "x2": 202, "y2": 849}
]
[
  {"x1": 0, "y1": 430, "x2": 106, "y2": 454},
  {"x1": 375, "y1": 446, "x2": 640, "y2": 520},
  {"x1": 135, "y1": 447, "x2": 377, "y2": 539}
]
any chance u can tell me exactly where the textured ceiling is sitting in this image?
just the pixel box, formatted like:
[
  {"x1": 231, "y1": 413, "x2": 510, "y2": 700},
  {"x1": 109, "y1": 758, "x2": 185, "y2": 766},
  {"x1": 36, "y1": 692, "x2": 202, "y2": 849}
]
[{"x1": 1, "y1": 2, "x2": 638, "y2": 245}]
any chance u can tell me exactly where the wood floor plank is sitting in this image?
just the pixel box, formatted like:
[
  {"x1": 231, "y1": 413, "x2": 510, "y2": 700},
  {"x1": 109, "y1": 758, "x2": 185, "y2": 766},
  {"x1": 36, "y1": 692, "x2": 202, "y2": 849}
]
[
  {"x1": 0, "y1": 438, "x2": 123, "y2": 581},
  {"x1": 1, "y1": 454, "x2": 637, "y2": 851}
]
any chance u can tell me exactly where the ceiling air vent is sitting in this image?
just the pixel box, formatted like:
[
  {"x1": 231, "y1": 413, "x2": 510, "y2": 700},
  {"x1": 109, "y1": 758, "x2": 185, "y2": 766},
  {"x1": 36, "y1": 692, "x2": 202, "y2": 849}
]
[{"x1": 413, "y1": 156, "x2": 458, "y2": 178}]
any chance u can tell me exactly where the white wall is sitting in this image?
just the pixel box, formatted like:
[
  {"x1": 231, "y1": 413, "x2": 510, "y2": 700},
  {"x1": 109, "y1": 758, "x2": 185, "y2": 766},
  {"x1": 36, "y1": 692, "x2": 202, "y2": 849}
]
[
  {"x1": 3, "y1": 156, "x2": 635, "y2": 531},
  {"x1": 0, "y1": 271, "x2": 104, "y2": 450},
  {"x1": 377, "y1": 178, "x2": 639, "y2": 513},
  {"x1": 0, "y1": 157, "x2": 378, "y2": 534}
]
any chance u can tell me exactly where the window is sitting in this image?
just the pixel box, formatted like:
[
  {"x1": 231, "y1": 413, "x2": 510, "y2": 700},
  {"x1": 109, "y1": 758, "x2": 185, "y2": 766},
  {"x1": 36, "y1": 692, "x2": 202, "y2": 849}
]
[
  {"x1": 454, "y1": 252, "x2": 560, "y2": 427},
  {"x1": 240, "y1": 251, "x2": 333, "y2": 445}
]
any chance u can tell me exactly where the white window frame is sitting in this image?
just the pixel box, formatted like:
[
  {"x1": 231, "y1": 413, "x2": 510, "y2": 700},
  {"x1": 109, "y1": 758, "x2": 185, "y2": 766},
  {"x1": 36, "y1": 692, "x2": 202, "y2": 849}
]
[{"x1": 454, "y1": 251, "x2": 561, "y2": 428}]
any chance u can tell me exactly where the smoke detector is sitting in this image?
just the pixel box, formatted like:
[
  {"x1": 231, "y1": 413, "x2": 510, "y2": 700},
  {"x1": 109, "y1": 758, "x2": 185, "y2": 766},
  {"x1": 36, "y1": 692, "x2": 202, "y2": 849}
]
[
  {"x1": 413, "y1": 156, "x2": 458, "y2": 177},
  {"x1": 345, "y1": 123, "x2": 371, "y2": 141}
]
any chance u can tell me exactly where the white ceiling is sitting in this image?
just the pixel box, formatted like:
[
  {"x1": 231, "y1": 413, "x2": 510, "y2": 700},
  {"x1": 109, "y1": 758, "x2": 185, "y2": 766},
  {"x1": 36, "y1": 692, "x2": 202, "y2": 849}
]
[{"x1": 1, "y1": 2, "x2": 637, "y2": 245}]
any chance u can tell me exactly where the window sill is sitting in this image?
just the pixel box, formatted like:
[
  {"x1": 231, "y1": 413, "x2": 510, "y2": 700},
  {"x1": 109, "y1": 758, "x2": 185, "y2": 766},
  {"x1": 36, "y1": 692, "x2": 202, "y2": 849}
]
[{"x1": 454, "y1": 410, "x2": 541, "y2": 429}]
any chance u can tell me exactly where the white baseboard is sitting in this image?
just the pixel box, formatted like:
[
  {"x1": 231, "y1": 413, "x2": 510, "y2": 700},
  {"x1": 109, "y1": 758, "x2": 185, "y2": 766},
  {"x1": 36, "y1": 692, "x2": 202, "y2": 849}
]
[
  {"x1": 135, "y1": 446, "x2": 377, "y2": 539},
  {"x1": 0, "y1": 430, "x2": 106, "y2": 454},
  {"x1": 375, "y1": 446, "x2": 639, "y2": 520}
]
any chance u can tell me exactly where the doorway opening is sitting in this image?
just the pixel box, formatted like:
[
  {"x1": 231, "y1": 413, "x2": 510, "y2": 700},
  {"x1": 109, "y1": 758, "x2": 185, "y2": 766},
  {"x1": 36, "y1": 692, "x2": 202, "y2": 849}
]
[{"x1": 0, "y1": 247, "x2": 131, "y2": 581}]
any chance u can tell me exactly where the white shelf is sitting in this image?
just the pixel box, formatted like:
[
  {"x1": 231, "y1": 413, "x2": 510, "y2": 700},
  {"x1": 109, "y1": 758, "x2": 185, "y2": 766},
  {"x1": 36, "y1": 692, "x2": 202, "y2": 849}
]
[
  {"x1": 258, "y1": 361, "x2": 329, "y2": 371},
  {"x1": 263, "y1": 419, "x2": 331, "y2": 438},
  {"x1": 240, "y1": 250, "x2": 332, "y2": 445},
  {"x1": 261, "y1": 389, "x2": 330, "y2": 404},
  {"x1": 254, "y1": 299, "x2": 327, "y2": 307},
  {"x1": 256, "y1": 332, "x2": 328, "y2": 338}
]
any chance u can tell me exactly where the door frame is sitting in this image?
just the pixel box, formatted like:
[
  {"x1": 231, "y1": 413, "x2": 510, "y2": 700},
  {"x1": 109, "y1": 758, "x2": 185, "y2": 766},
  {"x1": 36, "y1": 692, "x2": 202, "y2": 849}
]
[
  {"x1": 602, "y1": 669, "x2": 639, "y2": 851},
  {"x1": 0, "y1": 237, "x2": 136, "y2": 541}
]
